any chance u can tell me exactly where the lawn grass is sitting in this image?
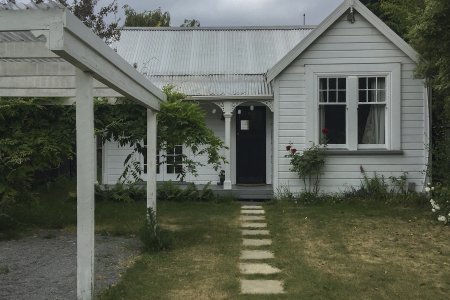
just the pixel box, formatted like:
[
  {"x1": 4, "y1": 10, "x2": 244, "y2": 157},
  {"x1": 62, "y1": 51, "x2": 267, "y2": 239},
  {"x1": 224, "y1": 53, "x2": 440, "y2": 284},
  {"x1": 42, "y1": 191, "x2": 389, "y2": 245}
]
[
  {"x1": 0, "y1": 177, "x2": 147, "y2": 239},
  {"x1": 98, "y1": 202, "x2": 242, "y2": 300},
  {"x1": 3, "y1": 178, "x2": 450, "y2": 299},
  {"x1": 264, "y1": 201, "x2": 450, "y2": 299}
]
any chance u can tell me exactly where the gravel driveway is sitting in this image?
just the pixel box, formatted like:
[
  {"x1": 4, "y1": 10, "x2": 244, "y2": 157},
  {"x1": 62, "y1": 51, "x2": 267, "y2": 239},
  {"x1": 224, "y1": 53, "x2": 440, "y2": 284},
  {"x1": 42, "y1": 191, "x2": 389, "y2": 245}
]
[{"x1": 0, "y1": 230, "x2": 141, "y2": 300}]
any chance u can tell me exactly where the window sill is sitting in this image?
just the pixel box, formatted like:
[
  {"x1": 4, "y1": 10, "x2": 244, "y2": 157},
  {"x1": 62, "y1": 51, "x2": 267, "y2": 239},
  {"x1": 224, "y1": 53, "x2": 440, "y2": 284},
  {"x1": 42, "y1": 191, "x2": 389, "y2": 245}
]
[{"x1": 325, "y1": 149, "x2": 404, "y2": 155}]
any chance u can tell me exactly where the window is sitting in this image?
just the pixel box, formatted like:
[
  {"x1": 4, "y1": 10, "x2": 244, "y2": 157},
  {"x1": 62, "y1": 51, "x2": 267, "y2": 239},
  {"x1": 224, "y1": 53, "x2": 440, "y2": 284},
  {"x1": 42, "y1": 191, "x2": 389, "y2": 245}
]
[
  {"x1": 318, "y1": 75, "x2": 388, "y2": 148},
  {"x1": 319, "y1": 77, "x2": 347, "y2": 144},
  {"x1": 166, "y1": 145, "x2": 183, "y2": 174},
  {"x1": 307, "y1": 64, "x2": 401, "y2": 151},
  {"x1": 358, "y1": 77, "x2": 386, "y2": 145}
]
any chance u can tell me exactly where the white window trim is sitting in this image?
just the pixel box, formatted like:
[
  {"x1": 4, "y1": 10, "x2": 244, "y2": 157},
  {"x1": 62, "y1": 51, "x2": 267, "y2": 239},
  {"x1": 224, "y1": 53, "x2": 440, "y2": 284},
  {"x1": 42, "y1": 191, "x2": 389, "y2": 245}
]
[
  {"x1": 141, "y1": 145, "x2": 185, "y2": 182},
  {"x1": 305, "y1": 63, "x2": 401, "y2": 151}
]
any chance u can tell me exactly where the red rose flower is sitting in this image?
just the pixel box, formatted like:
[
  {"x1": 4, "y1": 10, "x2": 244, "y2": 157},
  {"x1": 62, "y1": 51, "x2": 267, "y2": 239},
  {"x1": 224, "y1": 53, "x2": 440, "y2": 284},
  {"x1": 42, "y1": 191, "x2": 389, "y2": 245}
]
[
  {"x1": 322, "y1": 127, "x2": 329, "y2": 135},
  {"x1": 291, "y1": 148, "x2": 297, "y2": 155},
  {"x1": 286, "y1": 145, "x2": 292, "y2": 151}
]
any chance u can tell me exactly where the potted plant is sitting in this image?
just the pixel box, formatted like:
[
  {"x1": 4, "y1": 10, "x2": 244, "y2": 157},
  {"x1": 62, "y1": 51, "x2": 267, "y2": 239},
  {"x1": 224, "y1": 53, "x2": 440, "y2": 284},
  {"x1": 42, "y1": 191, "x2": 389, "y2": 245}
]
[{"x1": 218, "y1": 170, "x2": 225, "y2": 185}]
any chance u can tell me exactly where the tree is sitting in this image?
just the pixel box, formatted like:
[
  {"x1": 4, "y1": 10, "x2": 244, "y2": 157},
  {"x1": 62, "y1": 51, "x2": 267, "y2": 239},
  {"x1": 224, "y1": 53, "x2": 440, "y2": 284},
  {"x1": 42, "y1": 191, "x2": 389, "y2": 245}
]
[
  {"x1": 96, "y1": 87, "x2": 225, "y2": 181},
  {"x1": 360, "y1": 0, "x2": 425, "y2": 40},
  {"x1": 31, "y1": 0, "x2": 120, "y2": 44},
  {"x1": 180, "y1": 19, "x2": 201, "y2": 27},
  {"x1": 124, "y1": 6, "x2": 171, "y2": 27},
  {"x1": 409, "y1": 0, "x2": 450, "y2": 184}
]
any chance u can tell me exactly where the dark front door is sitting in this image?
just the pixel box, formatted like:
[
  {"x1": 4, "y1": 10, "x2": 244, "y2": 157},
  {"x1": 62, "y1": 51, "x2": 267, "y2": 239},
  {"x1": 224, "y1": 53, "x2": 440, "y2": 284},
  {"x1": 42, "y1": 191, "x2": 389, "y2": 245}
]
[{"x1": 236, "y1": 106, "x2": 266, "y2": 184}]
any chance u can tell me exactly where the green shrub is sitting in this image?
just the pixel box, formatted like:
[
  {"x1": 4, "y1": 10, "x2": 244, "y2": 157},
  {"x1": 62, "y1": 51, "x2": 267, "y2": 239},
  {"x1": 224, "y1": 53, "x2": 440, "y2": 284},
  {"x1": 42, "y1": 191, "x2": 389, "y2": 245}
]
[
  {"x1": 157, "y1": 181, "x2": 217, "y2": 202},
  {"x1": 95, "y1": 183, "x2": 146, "y2": 203},
  {"x1": 140, "y1": 207, "x2": 171, "y2": 252},
  {"x1": 285, "y1": 143, "x2": 326, "y2": 195}
]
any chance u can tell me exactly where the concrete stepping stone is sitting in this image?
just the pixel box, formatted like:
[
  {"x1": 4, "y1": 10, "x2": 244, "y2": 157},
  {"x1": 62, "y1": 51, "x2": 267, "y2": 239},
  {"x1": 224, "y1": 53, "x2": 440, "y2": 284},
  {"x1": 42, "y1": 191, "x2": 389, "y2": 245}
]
[
  {"x1": 239, "y1": 263, "x2": 281, "y2": 275},
  {"x1": 241, "y1": 229, "x2": 270, "y2": 236},
  {"x1": 241, "y1": 209, "x2": 265, "y2": 215},
  {"x1": 241, "y1": 250, "x2": 274, "y2": 260},
  {"x1": 240, "y1": 215, "x2": 265, "y2": 221},
  {"x1": 241, "y1": 222, "x2": 267, "y2": 228},
  {"x1": 242, "y1": 239, "x2": 272, "y2": 247},
  {"x1": 240, "y1": 279, "x2": 285, "y2": 294},
  {"x1": 241, "y1": 205, "x2": 263, "y2": 210}
]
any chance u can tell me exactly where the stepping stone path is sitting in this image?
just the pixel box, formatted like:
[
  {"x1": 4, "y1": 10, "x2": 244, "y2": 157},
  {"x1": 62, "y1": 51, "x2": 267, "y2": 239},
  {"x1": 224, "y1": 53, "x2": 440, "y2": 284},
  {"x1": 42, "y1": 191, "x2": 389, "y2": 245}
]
[{"x1": 239, "y1": 204, "x2": 285, "y2": 295}]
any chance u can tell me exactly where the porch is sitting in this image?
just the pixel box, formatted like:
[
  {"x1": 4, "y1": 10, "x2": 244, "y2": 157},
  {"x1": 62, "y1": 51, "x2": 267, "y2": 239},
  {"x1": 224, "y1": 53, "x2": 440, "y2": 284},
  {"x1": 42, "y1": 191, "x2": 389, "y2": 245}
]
[
  {"x1": 199, "y1": 183, "x2": 273, "y2": 200},
  {"x1": 167, "y1": 182, "x2": 274, "y2": 200}
]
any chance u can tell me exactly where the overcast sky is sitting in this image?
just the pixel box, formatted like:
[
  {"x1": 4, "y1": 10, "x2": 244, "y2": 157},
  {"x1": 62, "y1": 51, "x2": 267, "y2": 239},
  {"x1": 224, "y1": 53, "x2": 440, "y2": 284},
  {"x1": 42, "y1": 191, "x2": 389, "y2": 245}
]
[{"x1": 111, "y1": 0, "x2": 344, "y2": 27}]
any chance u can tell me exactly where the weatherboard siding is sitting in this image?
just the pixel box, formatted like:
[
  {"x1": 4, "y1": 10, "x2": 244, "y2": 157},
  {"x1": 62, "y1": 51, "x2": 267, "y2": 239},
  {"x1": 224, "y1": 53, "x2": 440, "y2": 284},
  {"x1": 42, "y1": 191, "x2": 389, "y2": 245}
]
[{"x1": 275, "y1": 12, "x2": 427, "y2": 193}]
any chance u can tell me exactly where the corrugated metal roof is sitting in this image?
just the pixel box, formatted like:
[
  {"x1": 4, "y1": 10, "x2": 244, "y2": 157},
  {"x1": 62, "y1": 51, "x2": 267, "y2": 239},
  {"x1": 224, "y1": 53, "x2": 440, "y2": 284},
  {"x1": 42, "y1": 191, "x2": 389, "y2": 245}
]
[
  {"x1": 148, "y1": 74, "x2": 272, "y2": 96},
  {"x1": 0, "y1": 1, "x2": 65, "y2": 11},
  {"x1": 0, "y1": 31, "x2": 46, "y2": 42},
  {"x1": 0, "y1": 1, "x2": 64, "y2": 42},
  {"x1": 115, "y1": 26, "x2": 314, "y2": 76}
]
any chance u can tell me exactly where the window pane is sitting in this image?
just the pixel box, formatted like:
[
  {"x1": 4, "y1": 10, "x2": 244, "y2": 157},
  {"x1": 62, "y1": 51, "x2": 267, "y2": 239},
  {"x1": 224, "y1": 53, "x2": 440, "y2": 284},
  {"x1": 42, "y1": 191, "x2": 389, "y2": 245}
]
[
  {"x1": 167, "y1": 156, "x2": 174, "y2": 164},
  {"x1": 175, "y1": 165, "x2": 183, "y2": 174},
  {"x1": 377, "y1": 90, "x2": 386, "y2": 102},
  {"x1": 359, "y1": 78, "x2": 367, "y2": 89},
  {"x1": 368, "y1": 77, "x2": 377, "y2": 89},
  {"x1": 377, "y1": 77, "x2": 386, "y2": 90},
  {"x1": 167, "y1": 148, "x2": 174, "y2": 155},
  {"x1": 319, "y1": 91, "x2": 327, "y2": 103},
  {"x1": 175, "y1": 146, "x2": 182, "y2": 154},
  {"x1": 319, "y1": 78, "x2": 327, "y2": 90},
  {"x1": 329, "y1": 78, "x2": 337, "y2": 90},
  {"x1": 338, "y1": 91, "x2": 346, "y2": 103},
  {"x1": 329, "y1": 91, "x2": 337, "y2": 102},
  {"x1": 358, "y1": 104, "x2": 385, "y2": 144},
  {"x1": 167, "y1": 165, "x2": 174, "y2": 174},
  {"x1": 359, "y1": 90, "x2": 367, "y2": 102},
  {"x1": 338, "y1": 78, "x2": 346, "y2": 90},
  {"x1": 368, "y1": 90, "x2": 376, "y2": 102},
  {"x1": 319, "y1": 105, "x2": 346, "y2": 144}
]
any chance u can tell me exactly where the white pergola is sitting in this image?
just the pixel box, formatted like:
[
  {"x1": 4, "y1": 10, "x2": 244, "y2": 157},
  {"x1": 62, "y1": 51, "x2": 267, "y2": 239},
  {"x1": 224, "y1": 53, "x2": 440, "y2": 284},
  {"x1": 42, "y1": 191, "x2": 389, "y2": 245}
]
[{"x1": 0, "y1": 2, "x2": 165, "y2": 300}]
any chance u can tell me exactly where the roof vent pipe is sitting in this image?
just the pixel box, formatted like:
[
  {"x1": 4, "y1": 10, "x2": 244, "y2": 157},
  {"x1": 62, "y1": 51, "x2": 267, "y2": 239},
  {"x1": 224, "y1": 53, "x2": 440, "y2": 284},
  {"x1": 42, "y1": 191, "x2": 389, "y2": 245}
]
[{"x1": 303, "y1": 13, "x2": 306, "y2": 25}]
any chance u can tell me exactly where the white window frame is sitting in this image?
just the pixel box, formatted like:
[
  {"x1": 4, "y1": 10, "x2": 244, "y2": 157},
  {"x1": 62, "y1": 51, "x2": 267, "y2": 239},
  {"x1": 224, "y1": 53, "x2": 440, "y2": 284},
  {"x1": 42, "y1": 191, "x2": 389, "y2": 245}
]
[
  {"x1": 305, "y1": 63, "x2": 401, "y2": 151},
  {"x1": 141, "y1": 144, "x2": 185, "y2": 182}
]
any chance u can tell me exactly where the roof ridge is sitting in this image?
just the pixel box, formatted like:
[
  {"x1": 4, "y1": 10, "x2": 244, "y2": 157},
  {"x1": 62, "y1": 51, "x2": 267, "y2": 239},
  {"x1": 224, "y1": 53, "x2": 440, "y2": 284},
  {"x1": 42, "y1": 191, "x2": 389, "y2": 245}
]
[{"x1": 122, "y1": 25, "x2": 316, "y2": 31}]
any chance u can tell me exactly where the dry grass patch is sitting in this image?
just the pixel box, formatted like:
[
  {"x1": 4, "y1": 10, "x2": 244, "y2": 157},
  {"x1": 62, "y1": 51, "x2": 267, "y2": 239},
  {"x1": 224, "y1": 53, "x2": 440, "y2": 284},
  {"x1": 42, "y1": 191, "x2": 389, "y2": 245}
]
[{"x1": 265, "y1": 201, "x2": 450, "y2": 299}]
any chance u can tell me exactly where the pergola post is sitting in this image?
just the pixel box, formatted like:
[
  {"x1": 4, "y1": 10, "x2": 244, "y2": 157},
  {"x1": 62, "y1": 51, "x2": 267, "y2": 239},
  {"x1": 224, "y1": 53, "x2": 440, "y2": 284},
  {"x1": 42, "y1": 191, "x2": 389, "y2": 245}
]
[
  {"x1": 75, "y1": 68, "x2": 95, "y2": 300},
  {"x1": 147, "y1": 108, "x2": 157, "y2": 211}
]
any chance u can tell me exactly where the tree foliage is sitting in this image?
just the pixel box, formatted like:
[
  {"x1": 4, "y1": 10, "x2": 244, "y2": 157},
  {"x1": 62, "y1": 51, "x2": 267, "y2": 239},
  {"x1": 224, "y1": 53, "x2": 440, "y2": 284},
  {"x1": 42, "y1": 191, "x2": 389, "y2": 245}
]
[
  {"x1": 30, "y1": 0, "x2": 120, "y2": 44},
  {"x1": 0, "y1": 98, "x2": 75, "y2": 206},
  {"x1": 96, "y1": 87, "x2": 225, "y2": 181},
  {"x1": 409, "y1": 0, "x2": 450, "y2": 184},
  {"x1": 124, "y1": 5, "x2": 171, "y2": 27},
  {"x1": 180, "y1": 19, "x2": 201, "y2": 27}
]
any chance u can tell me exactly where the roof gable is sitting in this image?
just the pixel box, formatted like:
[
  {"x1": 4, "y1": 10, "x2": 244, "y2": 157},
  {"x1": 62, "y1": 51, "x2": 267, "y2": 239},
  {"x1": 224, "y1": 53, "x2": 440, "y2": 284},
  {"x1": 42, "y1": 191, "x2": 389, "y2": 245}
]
[{"x1": 267, "y1": 0, "x2": 419, "y2": 82}]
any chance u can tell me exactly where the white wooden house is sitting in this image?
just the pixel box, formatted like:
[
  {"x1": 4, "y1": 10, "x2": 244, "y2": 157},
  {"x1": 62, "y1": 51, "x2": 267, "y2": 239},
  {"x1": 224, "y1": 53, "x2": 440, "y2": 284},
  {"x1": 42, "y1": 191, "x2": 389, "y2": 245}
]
[{"x1": 102, "y1": 0, "x2": 429, "y2": 194}]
